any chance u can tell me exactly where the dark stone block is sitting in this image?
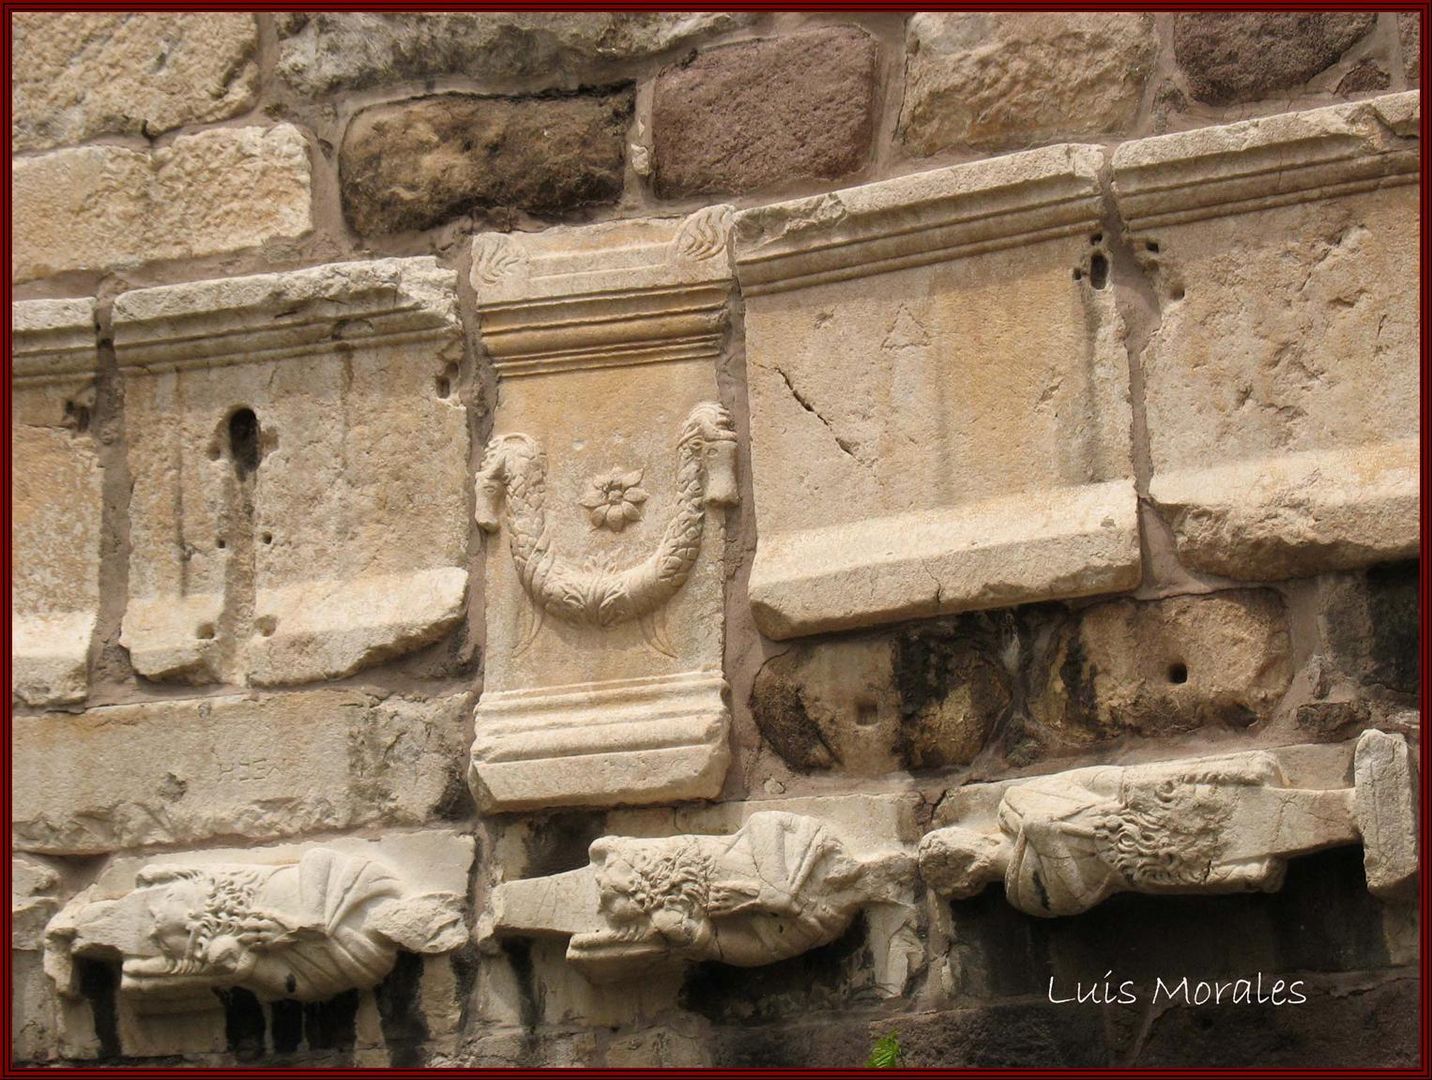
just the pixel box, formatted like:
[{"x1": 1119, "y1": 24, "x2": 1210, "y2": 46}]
[
  {"x1": 1174, "y1": 13, "x2": 1376, "y2": 105},
  {"x1": 652, "y1": 27, "x2": 878, "y2": 197},
  {"x1": 340, "y1": 89, "x2": 631, "y2": 234}
]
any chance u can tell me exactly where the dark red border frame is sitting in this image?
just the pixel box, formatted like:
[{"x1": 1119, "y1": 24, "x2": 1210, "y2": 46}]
[{"x1": 1, "y1": 0, "x2": 1427, "y2": 1076}]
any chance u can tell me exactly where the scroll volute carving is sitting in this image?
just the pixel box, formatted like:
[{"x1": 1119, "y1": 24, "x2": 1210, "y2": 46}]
[{"x1": 45, "y1": 850, "x2": 467, "y2": 1004}]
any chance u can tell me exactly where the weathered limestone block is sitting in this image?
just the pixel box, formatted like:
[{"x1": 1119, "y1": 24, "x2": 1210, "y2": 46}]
[
  {"x1": 751, "y1": 636, "x2": 905, "y2": 775},
  {"x1": 46, "y1": 835, "x2": 471, "y2": 1007},
  {"x1": 487, "y1": 808, "x2": 914, "y2": 983},
  {"x1": 114, "y1": 259, "x2": 467, "y2": 686},
  {"x1": 1172, "y1": 13, "x2": 1377, "y2": 105},
  {"x1": 12, "y1": 691, "x2": 470, "y2": 855},
  {"x1": 732, "y1": 146, "x2": 1140, "y2": 639},
  {"x1": 467, "y1": 210, "x2": 738, "y2": 811},
  {"x1": 12, "y1": 13, "x2": 258, "y2": 152},
  {"x1": 1114, "y1": 94, "x2": 1419, "y2": 580},
  {"x1": 899, "y1": 13, "x2": 1157, "y2": 155},
  {"x1": 341, "y1": 90, "x2": 631, "y2": 234},
  {"x1": 1036, "y1": 589, "x2": 1294, "y2": 737},
  {"x1": 13, "y1": 125, "x2": 312, "y2": 283},
  {"x1": 276, "y1": 12, "x2": 753, "y2": 96},
  {"x1": 12, "y1": 299, "x2": 101, "y2": 707},
  {"x1": 651, "y1": 27, "x2": 879, "y2": 197},
  {"x1": 1314, "y1": 561, "x2": 1419, "y2": 698},
  {"x1": 921, "y1": 730, "x2": 1416, "y2": 915}
]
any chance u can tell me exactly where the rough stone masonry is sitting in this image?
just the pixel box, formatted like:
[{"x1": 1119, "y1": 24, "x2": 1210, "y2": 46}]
[{"x1": 10, "y1": 11, "x2": 1422, "y2": 1069}]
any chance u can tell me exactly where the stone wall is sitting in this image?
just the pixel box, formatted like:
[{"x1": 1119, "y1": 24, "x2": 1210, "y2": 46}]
[{"x1": 10, "y1": 12, "x2": 1421, "y2": 1069}]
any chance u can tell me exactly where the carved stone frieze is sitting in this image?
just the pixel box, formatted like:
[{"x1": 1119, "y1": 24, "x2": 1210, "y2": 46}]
[
  {"x1": 920, "y1": 730, "x2": 1417, "y2": 916},
  {"x1": 45, "y1": 837, "x2": 471, "y2": 1005},
  {"x1": 731, "y1": 143, "x2": 1140, "y2": 639},
  {"x1": 467, "y1": 210, "x2": 738, "y2": 812},
  {"x1": 112, "y1": 258, "x2": 469, "y2": 686},
  {"x1": 487, "y1": 809, "x2": 914, "y2": 982},
  {"x1": 1113, "y1": 92, "x2": 1419, "y2": 580},
  {"x1": 12, "y1": 299, "x2": 102, "y2": 707}
]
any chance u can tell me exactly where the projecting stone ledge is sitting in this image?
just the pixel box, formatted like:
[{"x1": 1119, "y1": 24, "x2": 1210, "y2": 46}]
[{"x1": 733, "y1": 143, "x2": 1140, "y2": 640}]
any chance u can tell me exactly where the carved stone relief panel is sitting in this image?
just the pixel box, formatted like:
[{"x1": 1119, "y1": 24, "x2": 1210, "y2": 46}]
[
  {"x1": 732, "y1": 144, "x2": 1140, "y2": 639},
  {"x1": 467, "y1": 210, "x2": 738, "y2": 812},
  {"x1": 12, "y1": 691, "x2": 470, "y2": 855},
  {"x1": 12, "y1": 299, "x2": 102, "y2": 706},
  {"x1": 45, "y1": 833, "x2": 471, "y2": 1008},
  {"x1": 920, "y1": 730, "x2": 1417, "y2": 916},
  {"x1": 486, "y1": 802, "x2": 916, "y2": 985},
  {"x1": 1113, "y1": 92, "x2": 1418, "y2": 580},
  {"x1": 113, "y1": 258, "x2": 468, "y2": 686}
]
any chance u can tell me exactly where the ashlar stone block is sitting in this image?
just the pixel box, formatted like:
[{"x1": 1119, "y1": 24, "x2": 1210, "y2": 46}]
[
  {"x1": 732, "y1": 145, "x2": 1140, "y2": 639},
  {"x1": 12, "y1": 299, "x2": 102, "y2": 706},
  {"x1": 113, "y1": 258, "x2": 468, "y2": 686},
  {"x1": 12, "y1": 13, "x2": 259, "y2": 152},
  {"x1": 467, "y1": 209, "x2": 739, "y2": 811},
  {"x1": 1114, "y1": 93, "x2": 1419, "y2": 581},
  {"x1": 13, "y1": 125, "x2": 312, "y2": 283},
  {"x1": 12, "y1": 690, "x2": 470, "y2": 855},
  {"x1": 899, "y1": 13, "x2": 1157, "y2": 155}
]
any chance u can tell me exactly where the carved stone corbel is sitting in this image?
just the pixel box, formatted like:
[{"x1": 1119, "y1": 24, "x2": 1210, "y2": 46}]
[
  {"x1": 919, "y1": 729, "x2": 1418, "y2": 916},
  {"x1": 485, "y1": 810, "x2": 915, "y2": 984},
  {"x1": 45, "y1": 847, "x2": 467, "y2": 1005}
]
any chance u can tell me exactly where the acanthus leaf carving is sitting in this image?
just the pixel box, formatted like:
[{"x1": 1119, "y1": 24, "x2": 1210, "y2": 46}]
[
  {"x1": 471, "y1": 233, "x2": 530, "y2": 286},
  {"x1": 671, "y1": 204, "x2": 735, "y2": 263}
]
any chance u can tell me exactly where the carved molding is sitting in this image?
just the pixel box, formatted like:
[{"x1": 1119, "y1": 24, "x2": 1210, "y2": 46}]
[
  {"x1": 919, "y1": 730, "x2": 1418, "y2": 916},
  {"x1": 733, "y1": 143, "x2": 1105, "y2": 296},
  {"x1": 13, "y1": 298, "x2": 99, "y2": 385},
  {"x1": 470, "y1": 206, "x2": 735, "y2": 379},
  {"x1": 1113, "y1": 92, "x2": 1418, "y2": 231},
  {"x1": 113, "y1": 258, "x2": 459, "y2": 373}
]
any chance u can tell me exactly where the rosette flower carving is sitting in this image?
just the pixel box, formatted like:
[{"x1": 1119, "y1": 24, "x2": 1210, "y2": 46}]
[{"x1": 580, "y1": 468, "x2": 649, "y2": 532}]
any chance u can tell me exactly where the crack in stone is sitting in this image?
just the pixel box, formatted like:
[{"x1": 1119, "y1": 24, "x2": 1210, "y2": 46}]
[{"x1": 769, "y1": 361, "x2": 864, "y2": 464}]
